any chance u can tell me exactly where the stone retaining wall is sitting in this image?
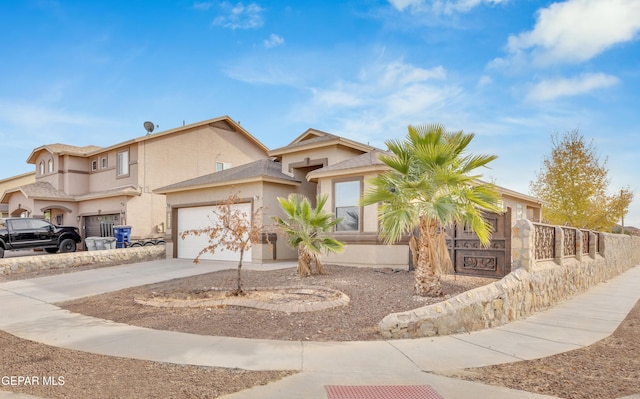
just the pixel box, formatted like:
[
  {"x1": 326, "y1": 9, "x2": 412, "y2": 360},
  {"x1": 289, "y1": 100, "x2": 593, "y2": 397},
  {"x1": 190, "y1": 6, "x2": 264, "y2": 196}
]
[
  {"x1": 0, "y1": 246, "x2": 166, "y2": 276},
  {"x1": 379, "y1": 219, "x2": 640, "y2": 339}
]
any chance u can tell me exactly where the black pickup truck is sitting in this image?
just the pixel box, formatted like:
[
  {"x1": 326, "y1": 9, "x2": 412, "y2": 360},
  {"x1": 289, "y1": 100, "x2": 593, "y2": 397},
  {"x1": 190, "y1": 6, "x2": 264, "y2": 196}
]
[{"x1": 0, "y1": 218, "x2": 82, "y2": 258}]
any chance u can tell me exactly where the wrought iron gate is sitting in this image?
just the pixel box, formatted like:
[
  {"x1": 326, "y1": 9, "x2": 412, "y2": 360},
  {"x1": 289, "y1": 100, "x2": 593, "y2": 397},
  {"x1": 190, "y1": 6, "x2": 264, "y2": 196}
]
[{"x1": 447, "y1": 210, "x2": 511, "y2": 278}]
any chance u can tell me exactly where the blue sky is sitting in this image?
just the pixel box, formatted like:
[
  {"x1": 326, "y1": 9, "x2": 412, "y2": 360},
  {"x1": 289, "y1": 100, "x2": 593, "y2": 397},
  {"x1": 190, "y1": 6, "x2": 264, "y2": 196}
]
[{"x1": 1, "y1": 0, "x2": 639, "y2": 227}]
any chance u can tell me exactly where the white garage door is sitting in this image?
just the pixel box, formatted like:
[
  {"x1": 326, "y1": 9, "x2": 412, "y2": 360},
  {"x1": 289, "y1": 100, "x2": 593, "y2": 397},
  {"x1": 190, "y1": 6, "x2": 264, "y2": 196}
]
[{"x1": 177, "y1": 203, "x2": 252, "y2": 262}]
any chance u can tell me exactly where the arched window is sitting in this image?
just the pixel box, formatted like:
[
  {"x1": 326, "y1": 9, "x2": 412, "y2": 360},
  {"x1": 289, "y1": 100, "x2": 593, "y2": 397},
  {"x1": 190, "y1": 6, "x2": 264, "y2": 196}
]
[
  {"x1": 39, "y1": 161, "x2": 44, "y2": 175},
  {"x1": 48, "y1": 159, "x2": 53, "y2": 173}
]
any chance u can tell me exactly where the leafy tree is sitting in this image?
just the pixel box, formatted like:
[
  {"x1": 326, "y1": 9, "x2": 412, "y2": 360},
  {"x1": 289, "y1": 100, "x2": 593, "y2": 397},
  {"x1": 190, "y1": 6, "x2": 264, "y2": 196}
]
[
  {"x1": 180, "y1": 193, "x2": 264, "y2": 295},
  {"x1": 361, "y1": 123, "x2": 502, "y2": 297},
  {"x1": 272, "y1": 194, "x2": 344, "y2": 277},
  {"x1": 530, "y1": 130, "x2": 633, "y2": 231}
]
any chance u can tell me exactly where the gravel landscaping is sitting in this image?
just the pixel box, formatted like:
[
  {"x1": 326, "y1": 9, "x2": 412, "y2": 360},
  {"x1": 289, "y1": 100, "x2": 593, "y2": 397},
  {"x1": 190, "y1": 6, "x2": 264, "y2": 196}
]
[{"x1": 1, "y1": 263, "x2": 638, "y2": 399}]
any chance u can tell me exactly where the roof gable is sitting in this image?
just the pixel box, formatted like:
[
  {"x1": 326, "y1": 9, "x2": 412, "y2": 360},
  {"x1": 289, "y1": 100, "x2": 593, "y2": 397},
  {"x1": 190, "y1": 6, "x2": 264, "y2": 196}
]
[
  {"x1": 27, "y1": 144, "x2": 104, "y2": 164},
  {"x1": 268, "y1": 129, "x2": 377, "y2": 157},
  {"x1": 25, "y1": 116, "x2": 268, "y2": 163}
]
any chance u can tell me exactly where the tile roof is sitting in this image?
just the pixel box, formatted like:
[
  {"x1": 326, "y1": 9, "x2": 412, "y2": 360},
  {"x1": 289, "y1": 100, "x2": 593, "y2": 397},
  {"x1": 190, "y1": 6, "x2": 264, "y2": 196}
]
[
  {"x1": 44, "y1": 144, "x2": 104, "y2": 155},
  {"x1": 10, "y1": 181, "x2": 76, "y2": 201},
  {"x1": 155, "y1": 159, "x2": 300, "y2": 193}
]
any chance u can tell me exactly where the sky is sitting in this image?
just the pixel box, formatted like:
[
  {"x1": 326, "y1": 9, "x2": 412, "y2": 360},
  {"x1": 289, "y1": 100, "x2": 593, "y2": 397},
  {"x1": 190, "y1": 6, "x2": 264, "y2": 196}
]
[{"x1": 1, "y1": 0, "x2": 639, "y2": 227}]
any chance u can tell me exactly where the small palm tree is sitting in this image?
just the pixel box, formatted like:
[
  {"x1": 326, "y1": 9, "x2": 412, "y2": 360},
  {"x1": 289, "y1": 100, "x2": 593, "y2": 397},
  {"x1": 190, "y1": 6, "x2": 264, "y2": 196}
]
[
  {"x1": 272, "y1": 194, "x2": 344, "y2": 277},
  {"x1": 361, "y1": 123, "x2": 502, "y2": 297}
]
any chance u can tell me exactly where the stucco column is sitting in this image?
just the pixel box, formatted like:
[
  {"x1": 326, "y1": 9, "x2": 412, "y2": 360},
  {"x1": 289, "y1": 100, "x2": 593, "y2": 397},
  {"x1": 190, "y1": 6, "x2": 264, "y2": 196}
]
[
  {"x1": 554, "y1": 226, "x2": 564, "y2": 266},
  {"x1": 589, "y1": 231, "x2": 597, "y2": 259},
  {"x1": 575, "y1": 229, "x2": 583, "y2": 262}
]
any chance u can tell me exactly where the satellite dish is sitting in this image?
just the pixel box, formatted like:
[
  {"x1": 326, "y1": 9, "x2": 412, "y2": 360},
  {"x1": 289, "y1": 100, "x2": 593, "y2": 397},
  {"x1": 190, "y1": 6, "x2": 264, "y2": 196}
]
[{"x1": 143, "y1": 121, "x2": 155, "y2": 134}]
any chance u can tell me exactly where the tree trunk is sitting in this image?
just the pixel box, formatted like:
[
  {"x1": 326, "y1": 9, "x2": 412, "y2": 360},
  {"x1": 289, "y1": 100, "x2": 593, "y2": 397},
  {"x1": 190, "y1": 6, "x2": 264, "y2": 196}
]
[
  {"x1": 298, "y1": 247, "x2": 312, "y2": 277},
  {"x1": 312, "y1": 253, "x2": 326, "y2": 275},
  {"x1": 414, "y1": 217, "x2": 443, "y2": 297},
  {"x1": 234, "y1": 248, "x2": 245, "y2": 296}
]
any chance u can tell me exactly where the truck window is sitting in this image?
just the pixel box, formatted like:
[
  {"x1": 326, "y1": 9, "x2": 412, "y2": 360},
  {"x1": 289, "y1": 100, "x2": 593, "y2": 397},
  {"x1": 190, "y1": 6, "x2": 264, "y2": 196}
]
[
  {"x1": 30, "y1": 219, "x2": 52, "y2": 229},
  {"x1": 9, "y1": 219, "x2": 30, "y2": 230}
]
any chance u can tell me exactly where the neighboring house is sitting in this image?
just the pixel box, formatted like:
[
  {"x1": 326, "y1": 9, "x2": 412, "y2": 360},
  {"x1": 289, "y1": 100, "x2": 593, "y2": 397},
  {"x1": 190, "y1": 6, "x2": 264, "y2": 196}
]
[
  {"x1": 0, "y1": 172, "x2": 36, "y2": 218},
  {"x1": 157, "y1": 128, "x2": 543, "y2": 268},
  {"x1": 0, "y1": 116, "x2": 269, "y2": 244}
]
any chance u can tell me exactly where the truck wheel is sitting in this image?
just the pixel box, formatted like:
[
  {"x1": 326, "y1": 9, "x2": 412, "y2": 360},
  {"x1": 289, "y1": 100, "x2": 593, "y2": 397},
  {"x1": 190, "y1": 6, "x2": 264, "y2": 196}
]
[{"x1": 59, "y1": 239, "x2": 77, "y2": 253}]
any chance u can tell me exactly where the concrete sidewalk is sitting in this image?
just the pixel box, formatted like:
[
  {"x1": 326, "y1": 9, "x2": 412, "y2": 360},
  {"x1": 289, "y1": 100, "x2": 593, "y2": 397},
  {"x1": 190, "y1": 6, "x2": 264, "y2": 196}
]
[{"x1": 1, "y1": 260, "x2": 639, "y2": 399}]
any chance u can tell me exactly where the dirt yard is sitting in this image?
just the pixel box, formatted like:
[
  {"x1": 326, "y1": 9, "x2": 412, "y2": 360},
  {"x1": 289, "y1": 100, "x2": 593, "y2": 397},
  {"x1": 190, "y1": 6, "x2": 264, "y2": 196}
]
[{"x1": 1, "y1": 264, "x2": 638, "y2": 398}]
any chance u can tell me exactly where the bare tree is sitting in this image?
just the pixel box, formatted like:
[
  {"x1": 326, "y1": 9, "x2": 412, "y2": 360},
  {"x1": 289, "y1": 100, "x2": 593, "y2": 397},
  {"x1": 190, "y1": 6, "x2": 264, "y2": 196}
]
[{"x1": 180, "y1": 193, "x2": 265, "y2": 295}]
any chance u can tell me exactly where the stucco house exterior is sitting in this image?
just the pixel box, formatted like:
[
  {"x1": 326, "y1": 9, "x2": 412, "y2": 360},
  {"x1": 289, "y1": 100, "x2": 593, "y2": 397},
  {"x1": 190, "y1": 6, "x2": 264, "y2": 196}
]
[
  {"x1": 0, "y1": 116, "x2": 269, "y2": 244},
  {"x1": 0, "y1": 172, "x2": 36, "y2": 218},
  {"x1": 157, "y1": 128, "x2": 543, "y2": 268}
]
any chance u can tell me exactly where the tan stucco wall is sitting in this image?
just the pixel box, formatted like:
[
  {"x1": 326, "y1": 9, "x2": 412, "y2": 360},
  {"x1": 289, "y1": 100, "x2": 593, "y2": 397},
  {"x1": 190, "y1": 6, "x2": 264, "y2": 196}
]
[
  {"x1": 323, "y1": 243, "x2": 409, "y2": 268},
  {"x1": 123, "y1": 192, "x2": 167, "y2": 239},
  {"x1": 61, "y1": 154, "x2": 91, "y2": 195},
  {"x1": 6, "y1": 192, "x2": 32, "y2": 217},
  {"x1": 0, "y1": 172, "x2": 35, "y2": 196}
]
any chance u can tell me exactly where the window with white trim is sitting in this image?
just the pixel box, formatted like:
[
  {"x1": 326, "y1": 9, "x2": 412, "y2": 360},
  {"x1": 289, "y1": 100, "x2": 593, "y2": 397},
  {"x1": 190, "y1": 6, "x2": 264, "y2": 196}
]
[
  {"x1": 91, "y1": 159, "x2": 98, "y2": 171},
  {"x1": 334, "y1": 180, "x2": 361, "y2": 232},
  {"x1": 101, "y1": 157, "x2": 107, "y2": 169},
  {"x1": 39, "y1": 161, "x2": 44, "y2": 175},
  {"x1": 47, "y1": 159, "x2": 53, "y2": 173},
  {"x1": 216, "y1": 161, "x2": 232, "y2": 172},
  {"x1": 117, "y1": 150, "x2": 129, "y2": 176}
]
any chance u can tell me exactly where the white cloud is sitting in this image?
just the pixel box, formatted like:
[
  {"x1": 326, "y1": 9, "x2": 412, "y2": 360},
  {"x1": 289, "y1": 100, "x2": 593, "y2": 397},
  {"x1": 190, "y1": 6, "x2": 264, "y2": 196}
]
[
  {"x1": 293, "y1": 61, "x2": 461, "y2": 143},
  {"x1": 311, "y1": 62, "x2": 449, "y2": 109},
  {"x1": 504, "y1": 0, "x2": 640, "y2": 67},
  {"x1": 0, "y1": 101, "x2": 103, "y2": 129},
  {"x1": 388, "y1": 0, "x2": 507, "y2": 14},
  {"x1": 312, "y1": 86, "x2": 364, "y2": 107},
  {"x1": 213, "y1": 2, "x2": 264, "y2": 30},
  {"x1": 526, "y1": 73, "x2": 620, "y2": 101},
  {"x1": 477, "y1": 75, "x2": 493, "y2": 88},
  {"x1": 193, "y1": 2, "x2": 213, "y2": 11},
  {"x1": 264, "y1": 33, "x2": 284, "y2": 48},
  {"x1": 388, "y1": 0, "x2": 423, "y2": 12}
]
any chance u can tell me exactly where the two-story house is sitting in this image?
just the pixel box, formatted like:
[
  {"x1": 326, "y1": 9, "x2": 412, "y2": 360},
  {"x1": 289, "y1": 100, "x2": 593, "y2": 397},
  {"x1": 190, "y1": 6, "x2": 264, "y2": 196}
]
[{"x1": 1, "y1": 116, "x2": 269, "y2": 243}]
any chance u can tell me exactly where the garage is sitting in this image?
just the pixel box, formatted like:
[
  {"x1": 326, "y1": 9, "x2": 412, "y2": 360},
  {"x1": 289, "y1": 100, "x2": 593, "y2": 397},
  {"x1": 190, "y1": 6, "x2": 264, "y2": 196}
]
[{"x1": 176, "y1": 203, "x2": 252, "y2": 262}]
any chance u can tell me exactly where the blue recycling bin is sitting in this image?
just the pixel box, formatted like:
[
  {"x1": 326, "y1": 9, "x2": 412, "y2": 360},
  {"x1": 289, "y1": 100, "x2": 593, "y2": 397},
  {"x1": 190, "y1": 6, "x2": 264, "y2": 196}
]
[{"x1": 113, "y1": 225, "x2": 132, "y2": 248}]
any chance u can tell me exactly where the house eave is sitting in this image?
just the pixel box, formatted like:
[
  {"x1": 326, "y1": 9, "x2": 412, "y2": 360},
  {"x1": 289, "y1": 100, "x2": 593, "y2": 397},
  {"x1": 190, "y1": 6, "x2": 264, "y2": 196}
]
[
  {"x1": 155, "y1": 176, "x2": 300, "y2": 194},
  {"x1": 87, "y1": 116, "x2": 269, "y2": 156},
  {"x1": 307, "y1": 164, "x2": 390, "y2": 181}
]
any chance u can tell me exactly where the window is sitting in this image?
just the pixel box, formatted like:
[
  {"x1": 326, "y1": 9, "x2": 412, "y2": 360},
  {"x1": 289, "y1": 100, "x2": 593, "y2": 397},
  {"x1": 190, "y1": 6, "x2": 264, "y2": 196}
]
[
  {"x1": 101, "y1": 157, "x2": 107, "y2": 169},
  {"x1": 117, "y1": 150, "x2": 129, "y2": 176},
  {"x1": 47, "y1": 159, "x2": 53, "y2": 173},
  {"x1": 334, "y1": 180, "x2": 361, "y2": 231},
  {"x1": 39, "y1": 161, "x2": 44, "y2": 175},
  {"x1": 91, "y1": 160, "x2": 98, "y2": 171},
  {"x1": 216, "y1": 161, "x2": 232, "y2": 172}
]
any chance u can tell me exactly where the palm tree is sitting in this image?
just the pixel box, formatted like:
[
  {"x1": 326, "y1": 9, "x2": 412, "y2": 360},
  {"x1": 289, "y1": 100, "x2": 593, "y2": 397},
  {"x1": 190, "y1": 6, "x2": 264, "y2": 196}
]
[
  {"x1": 361, "y1": 123, "x2": 502, "y2": 297},
  {"x1": 272, "y1": 194, "x2": 345, "y2": 277}
]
